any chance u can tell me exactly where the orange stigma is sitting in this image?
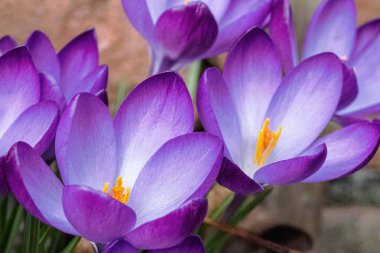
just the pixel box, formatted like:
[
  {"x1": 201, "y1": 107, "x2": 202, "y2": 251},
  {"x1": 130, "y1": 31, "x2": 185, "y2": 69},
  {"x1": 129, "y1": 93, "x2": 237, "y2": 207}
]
[
  {"x1": 103, "y1": 176, "x2": 130, "y2": 204},
  {"x1": 254, "y1": 118, "x2": 282, "y2": 167}
]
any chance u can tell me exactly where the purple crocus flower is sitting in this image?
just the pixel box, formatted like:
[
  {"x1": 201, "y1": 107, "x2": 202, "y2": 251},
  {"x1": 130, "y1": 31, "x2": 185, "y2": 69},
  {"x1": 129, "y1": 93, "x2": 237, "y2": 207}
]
[
  {"x1": 197, "y1": 27, "x2": 380, "y2": 194},
  {"x1": 7, "y1": 72, "x2": 222, "y2": 252},
  {"x1": 122, "y1": 0, "x2": 272, "y2": 74},
  {"x1": 0, "y1": 47, "x2": 59, "y2": 195},
  {"x1": 269, "y1": 0, "x2": 380, "y2": 124},
  {"x1": 0, "y1": 29, "x2": 108, "y2": 112}
]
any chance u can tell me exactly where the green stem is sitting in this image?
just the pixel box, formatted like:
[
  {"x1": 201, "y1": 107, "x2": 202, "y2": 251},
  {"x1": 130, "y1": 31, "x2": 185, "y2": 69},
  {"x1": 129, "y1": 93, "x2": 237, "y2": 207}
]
[
  {"x1": 61, "y1": 236, "x2": 81, "y2": 253},
  {"x1": 21, "y1": 213, "x2": 40, "y2": 253},
  {"x1": 39, "y1": 226, "x2": 52, "y2": 245},
  {"x1": 204, "y1": 188, "x2": 273, "y2": 253},
  {"x1": 115, "y1": 81, "x2": 128, "y2": 111},
  {"x1": 3, "y1": 204, "x2": 24, "y2": 253},
  {"x1": 186, "y1": 61, "x2": 202, "y2": 101}
]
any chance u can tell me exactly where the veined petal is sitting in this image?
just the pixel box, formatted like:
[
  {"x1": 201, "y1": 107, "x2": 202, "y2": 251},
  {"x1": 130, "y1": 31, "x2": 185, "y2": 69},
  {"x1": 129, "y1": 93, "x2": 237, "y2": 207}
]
[
  {"x1": 205, "y1": 0, "x2": 272, "y2": 56},
  {"x1": 269, "y1": 0, "x2": 298, "y2": 73},
  {"x1": 103, "y1": 240, "x2": 138, "y2": 253},
  {"x1": 114, "y1": 72, "x2": 193, "y2": 188},
  {"x1": 0, "y1": 102, "x2": 59, "y2": 156},
  {"x1": 121, "y1": 0, "x2": 155, "y2": 42},
  {"x1": 26, "y1": 30, "x2": 60, "y2": 82},
  {"x1": 217, "y1": 158, "x2": 263, "y2": 195},
  {"x1": 339, "y1": 19, "x2": 380, "y2": 116},
  {"x1": 55, "y1": 93, "x2": 117, "y2": 189},
  {"x1": 265, "y1": 53, "x2": 342, "y2": 161},
  {"x1": 303, "y1": 0, "x2": 356, "y2": 59},
  {"x1": 303, "y1": 123, "x2": 380, "y2": 182},
  {"x1": 0, "y1": 36, "x2": 16, "y2": 56},
  {"x1": 147, "y1": 235, "x2": 205, "y2": 253},
  {"x1": 223, "y1": 28, "x2": 282, "y2": 169},
  {"x1": 128, "y1": 133, "x2": 222, "y2": 227},
  {"x1": 254, "y1": 144, "x2": 327, "y2": 185},
  {"x1": 62, "y1": 185, "x2": 136, "y2": 243},
  {"x1": 6, "y1": 142, "x2": 78, "y2": 235},
  {"x1": 58, "y1": 30, "x2": 100, "y2": 101},
  {"x1": 126, "y1": 199, "x2": 207, "y2": 250},
  {"x1": 40, "y1": 73, "x2": 66, "y2": 112},
  {"x1": 198, "y1": 67, "x2": 242, "y2": 165},
  {"x1": 337, "y1": 60, "x2": 358, "y2": 110},
  {"x1": 153, "y1": 2, "x2": 217, "y2": 64},
  {"x1": 0, "y1": 47, "x2": 40, "y2": 138}
]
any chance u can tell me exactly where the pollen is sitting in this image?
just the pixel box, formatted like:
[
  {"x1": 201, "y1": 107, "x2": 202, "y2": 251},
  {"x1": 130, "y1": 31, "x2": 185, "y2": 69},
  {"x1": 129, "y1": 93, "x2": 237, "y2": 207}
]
[
  {"x1": 254, "y1": 118, "x2": 282, "y2": 167},
  {"x1": 103, "y1": 176, "x2": 130, "y2": 204}
]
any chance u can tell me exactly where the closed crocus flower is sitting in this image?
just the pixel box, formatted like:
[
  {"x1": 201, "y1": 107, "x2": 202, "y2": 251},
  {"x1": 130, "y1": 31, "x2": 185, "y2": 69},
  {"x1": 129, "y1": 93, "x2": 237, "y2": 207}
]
[
  {"x1": 0, "y1": 47, "x2": 59, "y2": 195},
  {"x1": 0, "y1": 29, "x2": 108, "y2": 112},
  {"x1": 7, "y1": 72, "x2": 223, "y2": 252},
  {"x1": 269, "y1": 0, "x2": 380, "y2": 124},
  {"x1": 122, "y1": 0, "x2": 272, "y2": 74},
  {"x1": 197, "y1": 28, "x2": 380, "y2": 194}
]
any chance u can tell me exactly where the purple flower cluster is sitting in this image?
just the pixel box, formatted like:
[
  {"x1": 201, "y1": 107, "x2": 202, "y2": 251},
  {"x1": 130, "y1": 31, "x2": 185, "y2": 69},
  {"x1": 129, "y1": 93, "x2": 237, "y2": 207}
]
[{"x1": 1, "y1": 0, "x2": 380, "y2": 252}]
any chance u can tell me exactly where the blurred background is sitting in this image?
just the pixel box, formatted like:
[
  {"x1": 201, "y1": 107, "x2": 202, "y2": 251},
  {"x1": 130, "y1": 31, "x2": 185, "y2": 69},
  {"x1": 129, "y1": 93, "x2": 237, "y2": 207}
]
[{"x1": 1, "y1": 0, "x2": 379, "y2": 252}]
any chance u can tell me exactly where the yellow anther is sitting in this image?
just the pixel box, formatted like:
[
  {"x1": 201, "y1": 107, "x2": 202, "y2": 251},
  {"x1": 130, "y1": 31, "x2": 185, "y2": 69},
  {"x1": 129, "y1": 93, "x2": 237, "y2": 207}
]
[
  {"x1": 103, "y1": 176, "x2": 130, "y2": 204},
  {"x1": 254, "y1": 118, "x2": 282, "y2": 167},
  {"x1": 340, "y1": 55, "x2": 348, "y2": 60}
]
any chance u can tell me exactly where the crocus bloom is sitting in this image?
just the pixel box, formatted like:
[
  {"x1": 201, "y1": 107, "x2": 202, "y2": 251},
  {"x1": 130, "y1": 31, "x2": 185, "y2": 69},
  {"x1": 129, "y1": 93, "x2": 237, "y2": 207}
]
[
  {"x1": 7, "y1": 72, "x2": 222, "y2": 251},
  {"x1": 0, "y1": 47, "x2": 59, "y2": 195},
  {"x1": 0, "y1": 29, "x2": 108, "y2": 112},
  {"x1": 197, "y1": 28, "x2": 380, "y2": 194},
  {"x1": 122, "y1": 0, "x2": 272, "y2": 73},
  {"x1": 269, "y1": 0, "x2": 380, "y2": 124}
]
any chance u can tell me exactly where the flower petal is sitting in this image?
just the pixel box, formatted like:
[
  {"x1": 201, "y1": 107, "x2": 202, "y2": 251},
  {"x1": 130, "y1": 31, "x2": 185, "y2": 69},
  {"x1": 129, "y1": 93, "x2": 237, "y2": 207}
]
[
  {"x1": 40, "y1": 73, "x2": 66, "y2": 112},
  {"x1": 269, "y1": 0, "x2": 298, "y2": 72},
  {"x1": 6, "y1": 142, "x2": 78, "y2": 234},
  {"x1": 26, "y1": 30, "x2": 60, "y2": 81},
  {"x1": 0, "y1": 47, "x2": 40, "y2": 138},
  {"x1": 254, "y1": 144, "x2": 327, "y2": 185},
  {"x1": 205, "y1": 0, "x2": 272, "y2": 56},
  {"x1": 128, "y1": 133, "x2": 222, "y2": 226},
  {"x1": 303, "y1": 123, "x2": 380, "y2": 182},
  {"x1": 333, "y1": 115, "x2": 368, "y2": 127},
  {"x1": 147, "y1": 235, "x2": 205, "y2": 253},
  {"x1": 126, "y1": 198, "x2": 207, "y2": 249},
  {"x1": 0, "y1": 36, "x2": 16, "y2": 56},
  {"x1": 55, "y1": 93, "x2": 117, "y2": 189},
  {"x1": 338, "y1": 19, "x2": 380, "y2": 115},
  {"x1": 153, "y1": 2, "x2": 217, "y2": 68},
  {"x1": 58, "y1": 30, "x2": 100, "y2": 101},
  {"x1": 121, "y1": 0, "x2": 155, "y2": 42},
  {"x1": 337, "y1": 60, "x2": 358, "y2": 110},
  {"x1": 302, "y1": 0, "x2": 356, "y2": 59},
  {"x1": 114, "y1": 72, "x2": 194, "y2": 188},
  {"x1": 265, "y1": 53, "x2": 342, "y2": 161},
  {"x1": 0, "y1": 101, "x2": 59, "y2": 156},
  {"x1": 223, "y1": 28, "x2": 282, "y2": 168},
  {"x1": 103, "y1": 240, "x2": 138, "y2": 253},
  {"x1": 217, "y1": 158, "x2": 263, "y2": 195},
  {"x1": 62, "y1": 185, "x2": 136, "y2": 243},
  {"x1": 197, "y1": 67, "x2": 242, "y2": 165}
]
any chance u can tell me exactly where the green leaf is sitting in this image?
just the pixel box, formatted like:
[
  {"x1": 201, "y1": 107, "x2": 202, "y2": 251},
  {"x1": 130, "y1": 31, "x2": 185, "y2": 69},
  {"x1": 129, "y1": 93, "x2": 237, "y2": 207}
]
[
  {"x1": 60, "y1": 236, "x2": 81, "y2": 253},
  {"x1": 3, "y1": 204, "x2": 24, "y2": 253},
  {"x1": 21, "y1": 213, "x2": 40, "y2": 253}
]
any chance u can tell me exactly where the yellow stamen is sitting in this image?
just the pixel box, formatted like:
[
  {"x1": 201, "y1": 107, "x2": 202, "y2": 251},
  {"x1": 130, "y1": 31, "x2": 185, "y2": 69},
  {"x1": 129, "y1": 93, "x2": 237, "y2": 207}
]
[
  {"x1": 254, "y1": 118, "x2": 282, "y2": 167},
  {"x1": 340, "y1": 55, "x2": 348, "y2": 60},
  {"x1": 185, "y1": 0, "x2": 190, "y2": 4},
  {"x1": 103, "y1": 176, "x2": 130, "y2": 204}
]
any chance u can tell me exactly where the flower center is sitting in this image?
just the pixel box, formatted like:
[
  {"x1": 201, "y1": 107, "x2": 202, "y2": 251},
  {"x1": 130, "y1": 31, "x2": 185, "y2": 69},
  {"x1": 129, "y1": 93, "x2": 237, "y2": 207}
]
[
  {"x1": 103, "y1": 176, "x2": 131, "y2": 204},
  {"x1": 253, "y1": 118, "x2": 282, "y2": 167}
]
